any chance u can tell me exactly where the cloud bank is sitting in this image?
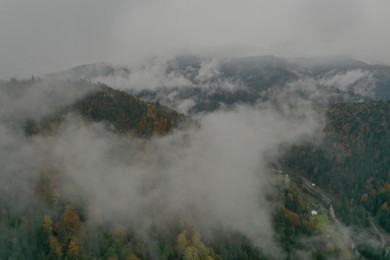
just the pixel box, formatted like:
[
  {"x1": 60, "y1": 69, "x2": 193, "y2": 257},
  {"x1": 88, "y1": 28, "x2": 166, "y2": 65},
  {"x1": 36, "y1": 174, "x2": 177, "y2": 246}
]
[
  {"x1": 0, "y1": 78, "x2": 324, "y2": 256},
  {"x1": 1, "y1": 0, "x2": 390, "y2": 78}
]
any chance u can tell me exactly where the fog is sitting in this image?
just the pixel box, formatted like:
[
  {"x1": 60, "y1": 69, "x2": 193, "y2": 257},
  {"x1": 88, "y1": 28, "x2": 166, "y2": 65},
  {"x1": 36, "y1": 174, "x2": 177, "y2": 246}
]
[
  {"x1": 1, "y1": 0, "x2": 390, "y2": 78},
  {"x1": 319, "y1": 69, "x2": 376, "y2": 97},
  {"x1": 1, "y1": 0, "x2": 385, "y2": 257},
  {"x1": 0, "y1": 78, "x2": 324, "y2": 256},
  {"x1": 90, "y1": 58, "x2": 244, "y2": 92},
  {"x1": 0, "y1": 80, "x2": 94, "y2": 124}
]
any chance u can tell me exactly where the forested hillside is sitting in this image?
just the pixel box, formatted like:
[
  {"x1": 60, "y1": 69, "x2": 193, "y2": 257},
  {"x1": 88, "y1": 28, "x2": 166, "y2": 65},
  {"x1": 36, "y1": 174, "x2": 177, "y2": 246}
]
[
  {"x1": 0, "y1": 79, "x2": 272, "y2": 259},
  {"x1": 0, "y1": 79, "x2": 365, "y2": 259},
  {"x1": 21, "y1": 81, "x2": 185, "y2": 137},
  {"x1": 283, "y1": 101, "x2": 390, "y2": 232}
]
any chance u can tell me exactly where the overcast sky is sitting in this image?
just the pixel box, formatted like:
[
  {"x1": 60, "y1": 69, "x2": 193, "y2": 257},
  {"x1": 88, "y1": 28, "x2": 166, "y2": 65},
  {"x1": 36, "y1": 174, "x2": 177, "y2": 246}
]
[{"x1": 1, "y1": 0, "x2": 390, "y2": 79}]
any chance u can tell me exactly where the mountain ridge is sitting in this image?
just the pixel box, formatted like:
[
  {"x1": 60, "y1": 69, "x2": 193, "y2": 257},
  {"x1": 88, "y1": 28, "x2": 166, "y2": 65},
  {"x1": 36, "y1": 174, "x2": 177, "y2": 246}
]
[{"x1": 46, "y1": 55, "x2": 390, "y2": 110}]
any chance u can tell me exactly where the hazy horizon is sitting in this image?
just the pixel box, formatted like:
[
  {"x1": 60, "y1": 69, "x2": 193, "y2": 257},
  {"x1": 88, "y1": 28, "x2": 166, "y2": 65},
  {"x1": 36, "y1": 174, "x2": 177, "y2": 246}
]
[{"x1": 1, "y1": 0, "x2": 390, "y2": 79}]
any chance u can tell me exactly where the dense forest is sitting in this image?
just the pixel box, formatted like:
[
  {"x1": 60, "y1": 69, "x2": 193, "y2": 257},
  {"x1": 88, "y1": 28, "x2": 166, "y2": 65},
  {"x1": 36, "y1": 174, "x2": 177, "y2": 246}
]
[
  {"x1": 0, "y1": 79, "x2": 274, "y2": 259},
  {"x1": 1, "y1": 78, "x2": 389, "y2": 259},
  {"x1": 283, "y1": 101, "x2": 390, "y2": 232},
  {"x1": 0, "y1": 79, "x2": 269, "y2": 259},
  {"x1": 21, "y1": 81, "x2": 185, "y2": 137}
]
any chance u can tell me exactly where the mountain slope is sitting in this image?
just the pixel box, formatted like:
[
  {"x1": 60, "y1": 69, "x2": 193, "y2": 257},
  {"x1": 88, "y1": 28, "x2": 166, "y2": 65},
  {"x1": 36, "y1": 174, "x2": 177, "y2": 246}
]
[
  {"x1": 282, "y1": 101, "x2": 390, "y2": 232},
  {"x1": 46, "y1": 55, "x2": 390, "y2": 116},
  {"x1": 23, "y1": 81, "x2": 185, "y2": 136}
]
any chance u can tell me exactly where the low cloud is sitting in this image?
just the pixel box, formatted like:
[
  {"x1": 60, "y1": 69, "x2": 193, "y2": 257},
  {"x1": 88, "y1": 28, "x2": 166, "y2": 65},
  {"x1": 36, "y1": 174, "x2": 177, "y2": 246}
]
[
  {"x1": 319, "y1": 69, "x2": 376, "y2": 97},
  {"x1": 0, "y1": 79, "x2": 94, "y2": 125},
  {"x1": 2, "y1": 1, "x2": 390, "y2": 78},
  {"x1": 39, "y1": 102, "x2": 322, "y2": 256},
  {"x1": 0, "y1": 78, "x2": 325, "y2": 256},
  {"x1": 90, "y1": 58, "x2": 243, "y2": 93},
  {"x1": 93, "y1": 60, "x2": 193, "y2": 91}
]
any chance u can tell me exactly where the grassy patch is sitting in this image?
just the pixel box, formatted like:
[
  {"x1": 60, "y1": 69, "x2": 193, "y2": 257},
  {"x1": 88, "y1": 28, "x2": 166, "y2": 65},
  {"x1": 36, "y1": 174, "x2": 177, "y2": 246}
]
[
  {"x1": 311, "y1": 214, "x2": 352, "y2": 258},
  {"x1": 314, "y1": 214, "x2": 330, "y2": 230}
]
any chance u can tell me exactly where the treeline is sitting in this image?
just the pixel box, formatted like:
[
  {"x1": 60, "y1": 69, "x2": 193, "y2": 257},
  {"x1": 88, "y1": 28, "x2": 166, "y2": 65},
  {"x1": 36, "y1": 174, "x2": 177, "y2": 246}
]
[
  {"x1": 72, "y1": 85, "x2": 185, "y2": 136},
  {"x1": 21, "y1": 81, "x2": 186, "y2": 137}
]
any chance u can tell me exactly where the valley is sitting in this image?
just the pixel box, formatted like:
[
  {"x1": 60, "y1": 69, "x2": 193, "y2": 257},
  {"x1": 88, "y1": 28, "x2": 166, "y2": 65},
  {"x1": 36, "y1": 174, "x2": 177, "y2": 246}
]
[
  {"x1": 0, "y1": 55, "x2": 389, "y2": 259},
  {"x1": 2, "y1": 1, "x2": 390, "y2": 259}
]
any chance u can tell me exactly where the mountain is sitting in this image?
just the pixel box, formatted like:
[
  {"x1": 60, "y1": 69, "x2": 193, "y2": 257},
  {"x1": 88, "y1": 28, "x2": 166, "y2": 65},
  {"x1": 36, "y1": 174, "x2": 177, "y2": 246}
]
[
  {"x1": 47, "y1": 55, "x2": 390, "y2": 113},
  {"x1": 46, "y1": 62, "x2": 130, "y2": 81},
  {"x1": 23, "y1": 81, "x2": 185, "y2": 137},
  {"x1": 0, "y1": 78, "x2": 285, "y2": 259},
  {"x1": 292, "y1": 56, "x2": 390, "y2": 101},
  {"x1": 282, "y1": 101, "x2": 390, "y2": 231},
  {"x1": 1, "y1": 64, "x2": 390, "y2": 258},
  {"x1": 291, "y1": 56, "x2": 370, "y2": 74}
]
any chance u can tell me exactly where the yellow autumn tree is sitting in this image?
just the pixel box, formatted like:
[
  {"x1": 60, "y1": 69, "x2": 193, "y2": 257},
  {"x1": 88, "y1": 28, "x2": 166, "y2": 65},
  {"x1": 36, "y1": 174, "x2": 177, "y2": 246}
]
[
  {"x1": 43, "y1": 215, "x2": 53, "y2": 234},
  {"x1": 111, "y1": 225, "x2": 127, "y2": 242},
  {"x1": 183, "y1": 246, "x2": 200, "y2": 260},
  {"x1": 177, "y1": 230, "x2": 190, "y2": 256},
  {"x1": 361, "y1": 193, "x2": 369, "y2": 202},
  {"x1": 176, "y1": 229, "x2": 215, "y2": 260},
  {"x1": 63, "y1": 204, "x2": 81, "y2": 231},
  {"x1": 191, "y1": 230, "x2": 212, "y2": 259},
  {"x1": 67, "y1": 236, "x2": 80, "y2": 258},
  {"x1": 49, "y1": 235, "x2": 62, "y2": 258}
]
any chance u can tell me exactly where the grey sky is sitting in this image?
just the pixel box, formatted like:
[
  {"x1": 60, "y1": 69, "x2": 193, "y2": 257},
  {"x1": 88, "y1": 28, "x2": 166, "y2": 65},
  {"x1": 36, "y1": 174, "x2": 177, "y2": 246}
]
[{"x1": 1, "y1": 0, "x2": 390, "y2": 79}]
